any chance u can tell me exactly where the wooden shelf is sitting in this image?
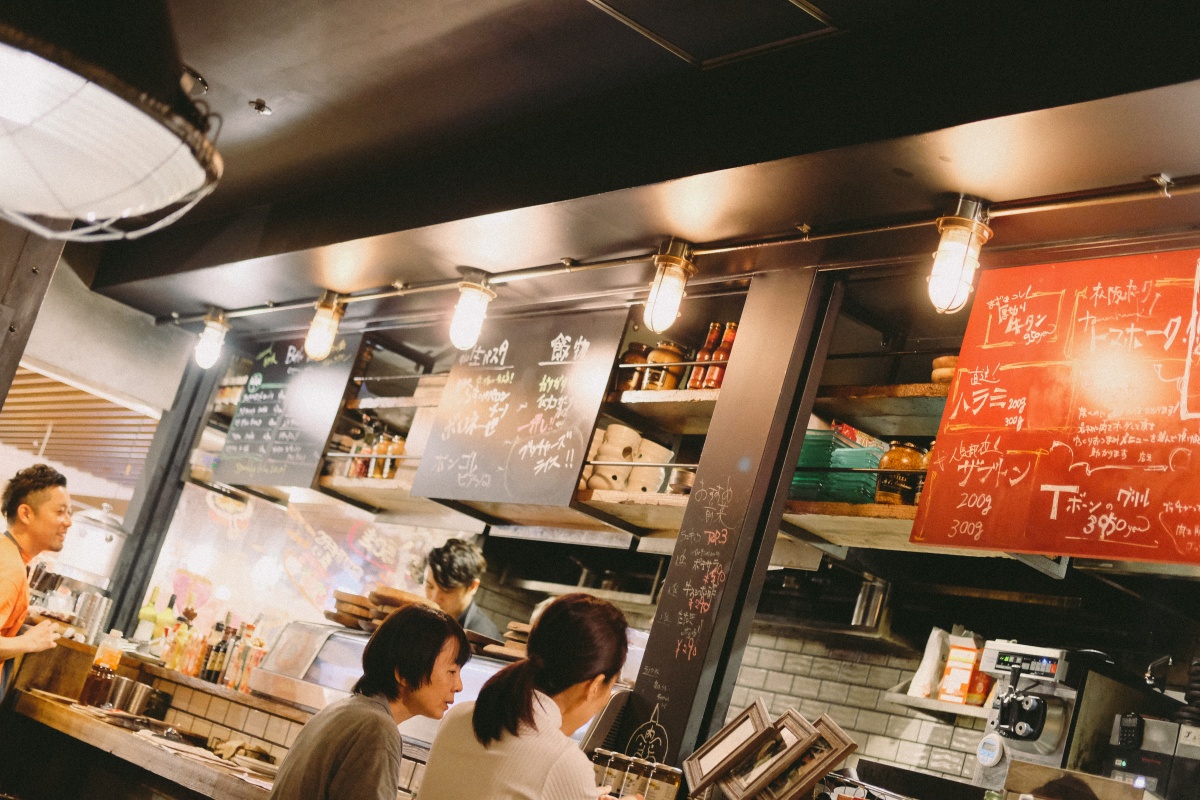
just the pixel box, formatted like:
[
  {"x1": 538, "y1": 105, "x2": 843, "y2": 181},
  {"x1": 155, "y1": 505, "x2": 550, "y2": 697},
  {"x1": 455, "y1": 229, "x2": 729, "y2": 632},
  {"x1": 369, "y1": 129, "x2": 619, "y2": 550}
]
[
  {"x1": 812, "y1": 382, "x2": 949, "y2": 438},
  {"x1": 575, "y1": 489, "x2": 688, "y2": 532},
  {"x1": 318, "y1": 472, "x2": 485, "y2": 533},
  {"x1": 605, "y1": 388, "x2": 719, "y2": 435},
  {"x1": 781, "y1": 500, "x2": 1002, "y2": 558},
  {"x1": 882, "y1": 678, "x2": 992, "y2": 721}
]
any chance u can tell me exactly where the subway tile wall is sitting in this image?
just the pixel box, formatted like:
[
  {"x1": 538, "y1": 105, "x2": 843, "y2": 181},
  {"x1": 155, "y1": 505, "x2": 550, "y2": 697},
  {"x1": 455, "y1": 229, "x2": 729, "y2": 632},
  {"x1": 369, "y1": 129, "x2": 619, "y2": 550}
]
[{"x1": 729, "y1": 629, "x2": 986, "y2": 783}]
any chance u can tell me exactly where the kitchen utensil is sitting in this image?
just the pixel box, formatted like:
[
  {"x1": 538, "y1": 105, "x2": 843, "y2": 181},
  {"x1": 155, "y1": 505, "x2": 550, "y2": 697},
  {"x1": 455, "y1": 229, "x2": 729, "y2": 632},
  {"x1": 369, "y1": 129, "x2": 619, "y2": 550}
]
[
  {"x1": 125, "y1": 681, "x2": 154, "y2": 715},
  {"x1": 106, "y1": 676, "x2": 137, "y2": 709}
]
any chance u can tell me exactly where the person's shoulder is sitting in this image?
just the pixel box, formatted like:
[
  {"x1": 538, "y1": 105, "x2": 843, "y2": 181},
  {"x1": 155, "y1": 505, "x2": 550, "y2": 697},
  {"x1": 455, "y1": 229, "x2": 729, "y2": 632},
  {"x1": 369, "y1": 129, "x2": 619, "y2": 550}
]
[{"x1": 541, "y1": 740, "x2": 597, "y2": 798}]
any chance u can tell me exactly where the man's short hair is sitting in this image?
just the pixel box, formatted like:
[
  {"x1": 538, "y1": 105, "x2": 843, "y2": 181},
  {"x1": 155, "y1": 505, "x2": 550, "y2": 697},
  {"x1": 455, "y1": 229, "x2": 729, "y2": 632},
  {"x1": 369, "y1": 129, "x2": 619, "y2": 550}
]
[
  {"x1": 426, "y1": 538, "x2": 487, "y2": 590},
  {"x1": 2, "y1": 464, "x2": 67, "y2": 523},
  {"x1": 352, "y1": 604, "x2": 470, "y2": 700}
]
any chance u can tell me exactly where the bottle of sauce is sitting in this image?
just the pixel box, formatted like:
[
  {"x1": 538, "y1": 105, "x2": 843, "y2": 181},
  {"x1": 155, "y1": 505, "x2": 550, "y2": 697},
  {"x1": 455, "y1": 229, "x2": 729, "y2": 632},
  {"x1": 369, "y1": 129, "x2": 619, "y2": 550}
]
[
  {"x1": 370, "y1": 433, "x2": 389, "y2": 479},
  {"x1": 79, "y1": 629, "x2": 124, "y2": 706},
  {"x1": 875, "y1": 442, "x2": 922, "y2": 505},
  {"x1": 385, "y1": 435, "x2": 406, "y2": 479},
  {"x1": 133, "y1": 586, "x2": 160, "y2": 642},
  {"x1": 688, "y1": 322, "x2": 722, "y2": 390},
  {"x1": 204, "y1": 618, "x2": 234, "y2": 682},
  {"x1": 643, "y1": 763, "x2": 683, "y2": 800},
  {"x1": 702, "y1": 322, "x2": 738, "y2": 389}
]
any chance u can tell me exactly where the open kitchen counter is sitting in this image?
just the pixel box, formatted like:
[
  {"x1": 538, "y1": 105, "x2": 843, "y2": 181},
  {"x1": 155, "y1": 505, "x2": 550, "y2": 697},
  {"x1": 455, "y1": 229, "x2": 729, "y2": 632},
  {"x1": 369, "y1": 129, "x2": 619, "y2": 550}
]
[{"x1": 3, "y1": 689, "x2": 270, "y2": 800}]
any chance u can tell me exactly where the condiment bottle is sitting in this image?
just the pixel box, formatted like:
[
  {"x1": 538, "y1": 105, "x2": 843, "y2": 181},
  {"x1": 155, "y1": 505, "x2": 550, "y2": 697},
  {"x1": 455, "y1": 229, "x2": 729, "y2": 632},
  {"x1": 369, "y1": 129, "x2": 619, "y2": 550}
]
[
  {"x1": 79, "y1": 628, "x2": 124, "y2": 706},
  {"x1": 133, "y1": 586, "x2": 160, "y2": 642},
  {"x1": 613, "y1": 342, "x2": 652, "y2": 394},
  {"x1": 204, "y1": 618, "x2": 235, "y2": 682},
  {"x1": 875, "y1": 442, "x2": 922, "y2": 505},
  {"x1": 370, "y1": 434, "x2": 389, "y2": 479},
  {"x1": 702, "y1": 322, "x2": 738, "y2": 389},
  {"x1": 688, "y1": 322, "x2": 722, "y2": 390},
  {"x1": 591, "y1": 748, "x2": 613, "y2": 787},
  {"x1": 913, "y1": 440, "x2": 934, "y2": 506},
  {"x1": 642, "y1": 341, "x2": 687, "y2": 390},
  {"x1": 385, "y1": 434, "x2": 406, "y2": 479},
  {"x1": 643, "y1": 763, "x2": 683, "y2": 800},
  {"x1": 198, "y1": 620, "x2": 226, "y2": 681},
  {"x1": 601, "y1": 752, "x2": 631, "y2": 794},
  {"x1": 619, "y1": 758, "x2": 652, "y2": 797}
]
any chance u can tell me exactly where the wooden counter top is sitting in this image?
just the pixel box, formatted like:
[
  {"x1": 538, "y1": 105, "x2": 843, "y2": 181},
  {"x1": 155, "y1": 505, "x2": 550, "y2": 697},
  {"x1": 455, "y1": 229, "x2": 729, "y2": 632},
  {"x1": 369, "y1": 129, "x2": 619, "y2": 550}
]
[{"x1": 12, "y1": 690, "x2": 270, "y2": 800}]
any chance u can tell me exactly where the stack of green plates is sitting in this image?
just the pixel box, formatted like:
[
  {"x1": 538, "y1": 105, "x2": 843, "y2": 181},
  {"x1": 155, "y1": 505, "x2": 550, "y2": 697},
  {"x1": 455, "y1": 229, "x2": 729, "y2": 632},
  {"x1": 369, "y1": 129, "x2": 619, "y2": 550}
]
[
  {"x1": 789, "y1": 430, "x2": 846, "y2": 500},
  {"x1": 826, "y1": 446, "x2": 883, "y2": 503}
]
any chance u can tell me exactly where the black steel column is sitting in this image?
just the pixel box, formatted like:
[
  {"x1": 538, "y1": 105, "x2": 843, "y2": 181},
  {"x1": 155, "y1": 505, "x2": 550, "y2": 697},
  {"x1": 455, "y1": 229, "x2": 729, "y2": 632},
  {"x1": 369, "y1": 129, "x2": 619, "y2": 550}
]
[
  {"x1": 619, "y1": 269, "x2": 841, "y2": 766},
  {"x1": 108, "y1": 347, "x2": 232, "y2": 633},
  {"x1": 0, "y1": 220, "x2": 69, "y2": 406}
]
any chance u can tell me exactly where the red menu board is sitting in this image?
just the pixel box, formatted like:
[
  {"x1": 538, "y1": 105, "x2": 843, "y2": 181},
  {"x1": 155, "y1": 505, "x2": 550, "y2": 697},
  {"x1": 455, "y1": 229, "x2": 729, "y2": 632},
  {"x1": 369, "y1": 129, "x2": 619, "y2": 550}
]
[{"x1": 912, "y1": 248, "x2": 1200, "y2": 563}]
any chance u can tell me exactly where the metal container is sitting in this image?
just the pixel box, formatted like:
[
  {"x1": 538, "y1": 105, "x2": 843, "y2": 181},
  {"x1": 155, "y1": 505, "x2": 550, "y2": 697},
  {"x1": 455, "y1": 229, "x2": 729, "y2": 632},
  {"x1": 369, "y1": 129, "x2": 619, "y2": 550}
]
[
  {"x1": 51, "y1": 503, "x2": 127, "y2": 590},
  {"x1": 124, "y1": 682, "x2": 154, "y2": 715},
  {"x1": 106, "y1": 676, "x2": 137, "y2": 709}
]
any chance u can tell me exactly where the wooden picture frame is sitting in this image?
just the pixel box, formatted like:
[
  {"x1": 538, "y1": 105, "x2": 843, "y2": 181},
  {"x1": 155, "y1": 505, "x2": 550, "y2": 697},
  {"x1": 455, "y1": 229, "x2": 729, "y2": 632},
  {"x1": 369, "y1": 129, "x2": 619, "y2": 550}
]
[
  {"x1": 762, "y1": 714, "x2": 858, "y2": 800},
  {"x1": 682, "y1": 699, "x2": 774, "y2": 795},
  {"x1": 716, "y1": 708, "x2": 820, "y2": 799}
]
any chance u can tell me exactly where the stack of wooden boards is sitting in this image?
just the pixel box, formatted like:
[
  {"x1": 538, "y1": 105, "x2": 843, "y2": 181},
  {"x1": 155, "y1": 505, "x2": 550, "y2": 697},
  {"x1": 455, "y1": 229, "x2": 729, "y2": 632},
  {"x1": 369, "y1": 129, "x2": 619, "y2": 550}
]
[
  {"x1": 477, "y1": 621, "x2": 531, "y2": 662},
  {"x1": 324, "y1": 588, "x2": 434, "y2": 633}
]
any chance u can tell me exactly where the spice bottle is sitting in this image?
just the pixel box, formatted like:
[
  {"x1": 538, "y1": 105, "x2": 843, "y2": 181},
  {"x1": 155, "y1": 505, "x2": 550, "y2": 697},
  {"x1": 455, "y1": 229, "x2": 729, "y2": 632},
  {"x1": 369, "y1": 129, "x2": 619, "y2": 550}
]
[
  {"x1": 613, "y1": 342, "x2": 652, "y2": 394},
  {"x1": 644, "y1": 763, "x2": 683, "y2": 800},
  {"x1": 642, "y1": 341, "x2": 687, "y2": 390},
  {"x1": 875, "y1": 442, "x2": 923, "y2": 505},
  {"x1": 702, "y1": 322, "x2": 738, "y2": 389},
  {"x1": 687, "y1": 322, "x2": 722, "y2": 390},
  {"x1": 913, "y1": 440, "x2": 934, "y2": 506},
  {"x1": 370, "y1": 434, "x2": 389, "y2": 479},
  {"x1": 79, "y1": 629, "x2": 124, "y2": 706}
]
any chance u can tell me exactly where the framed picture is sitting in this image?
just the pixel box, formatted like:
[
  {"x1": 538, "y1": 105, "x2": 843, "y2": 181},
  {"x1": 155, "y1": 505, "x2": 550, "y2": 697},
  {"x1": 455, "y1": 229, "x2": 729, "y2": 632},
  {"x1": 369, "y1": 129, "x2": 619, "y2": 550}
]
[
  {"x1": 682, "y1": 699, "x2": 774, "y2": 794},
  {"x1": 716, "y1": 709, "x2": 820, "y2": 799},
  {"x1": 761, "y1": 714, "x2": 858, "y2": 800}
]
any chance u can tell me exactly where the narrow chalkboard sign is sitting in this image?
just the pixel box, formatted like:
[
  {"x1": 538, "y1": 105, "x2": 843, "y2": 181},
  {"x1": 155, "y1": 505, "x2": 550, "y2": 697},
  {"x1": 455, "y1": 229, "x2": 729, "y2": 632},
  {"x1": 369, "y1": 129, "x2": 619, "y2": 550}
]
[
  {"x1": 411, "y1": 310, "x2": 626, "y2": 506},
  {"x1": 214, "y1": 334, "x2": 363, "y2": 488}
]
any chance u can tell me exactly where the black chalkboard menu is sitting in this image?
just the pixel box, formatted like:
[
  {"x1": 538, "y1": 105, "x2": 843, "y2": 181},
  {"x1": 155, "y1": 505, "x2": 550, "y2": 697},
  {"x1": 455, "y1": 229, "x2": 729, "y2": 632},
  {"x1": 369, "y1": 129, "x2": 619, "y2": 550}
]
[
  {"x1": 214, "y1": 334, "x2": 363, "y2": 487},
  {"x1": 411, "y1": 310, "x2": 626, "y2": 505}
]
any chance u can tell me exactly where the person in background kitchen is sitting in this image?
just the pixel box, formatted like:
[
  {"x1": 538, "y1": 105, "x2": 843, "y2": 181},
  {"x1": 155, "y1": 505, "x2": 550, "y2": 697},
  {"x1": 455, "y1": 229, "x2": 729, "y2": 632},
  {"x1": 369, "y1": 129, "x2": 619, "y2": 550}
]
[
  {"x1": 269, "y1": 604, "x2": 470, "y2": 800},
  {"x1": 425, "y1": 538, "x2": 502, "y2": 640},
  {"x1": 0, "y1": 464, "x2": 71, "y2": 696},
  {"x1": 419, "y1": 593, "x2": 638, "y2": 800}
]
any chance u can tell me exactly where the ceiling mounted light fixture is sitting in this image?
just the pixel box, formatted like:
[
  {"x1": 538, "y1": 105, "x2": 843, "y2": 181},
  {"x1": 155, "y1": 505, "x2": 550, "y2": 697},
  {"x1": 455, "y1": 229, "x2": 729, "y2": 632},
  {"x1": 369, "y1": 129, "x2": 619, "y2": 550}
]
[
  {"x1": 0, "y1": 2, "x2": 222, "y2": 242},
  {"x1": 928, "y1": 196, "x2": 992, "y2": 314},
  {"x1": 193, "y1": 308, "x2": 229, "y2": 370},
  {"x1": 643, "y1": 237, "x2": 696, "y2": 334},
  {"x1": 304, "y1": 291, "x2": 345, "y2": 361},
  {"x1": 449, "y1": 273, "x2": 496, "y2": 351}
]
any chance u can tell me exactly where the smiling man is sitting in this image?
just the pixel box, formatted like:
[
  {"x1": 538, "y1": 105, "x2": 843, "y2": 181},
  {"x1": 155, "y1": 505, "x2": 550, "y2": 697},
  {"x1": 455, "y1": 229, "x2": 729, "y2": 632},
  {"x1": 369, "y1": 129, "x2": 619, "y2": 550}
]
[{"x1": 0, "y1": 464, "x2": 72, "y2": 694}]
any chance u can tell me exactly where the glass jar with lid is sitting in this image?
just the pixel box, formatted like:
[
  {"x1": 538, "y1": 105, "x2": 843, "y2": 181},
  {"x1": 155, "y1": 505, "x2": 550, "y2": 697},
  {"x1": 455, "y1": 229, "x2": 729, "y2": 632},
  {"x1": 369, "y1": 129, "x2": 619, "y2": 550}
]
[
  {"x1": 643, "y1": 762, "x2": 683, "y2": 800},
  {"x1": 642, "y1": 341, "x2": 687, "y2": 390},
  {"x1": 613, "y1": 342, "x2": 652, "y2": 393},
  {"x1": 875, "y1": 441, "x2": 923, "y2": 505}
]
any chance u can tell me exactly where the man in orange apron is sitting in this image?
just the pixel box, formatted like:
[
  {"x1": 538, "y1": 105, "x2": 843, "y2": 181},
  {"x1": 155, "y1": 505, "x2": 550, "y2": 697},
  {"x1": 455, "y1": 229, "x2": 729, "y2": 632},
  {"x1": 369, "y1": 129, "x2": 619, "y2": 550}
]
[{"x1": 0, "y1": 465, "x2": 73, "y2": 695}]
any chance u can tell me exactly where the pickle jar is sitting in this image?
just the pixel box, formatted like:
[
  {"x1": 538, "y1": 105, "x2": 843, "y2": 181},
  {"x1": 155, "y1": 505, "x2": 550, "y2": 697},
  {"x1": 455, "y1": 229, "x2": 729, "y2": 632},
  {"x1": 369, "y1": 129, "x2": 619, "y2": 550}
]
[
  {"x1": 591, "y1": 748, "x2": 614, "y2": 788},
  {"x1": 642, "y1": 341, "x2": 687, "y2": 390},
  {"x1": 617, "y1": 757, "x2": 652, "y2": 798},
  {"x1": 613, "y1": 342, "x2": 652, "y2": 393},
  {"x1": 643, "y1": 763, "x2": 683, "y2": 800},
  {"x1": 602, "y1": 752, "x2": 632, "y2": 794}
]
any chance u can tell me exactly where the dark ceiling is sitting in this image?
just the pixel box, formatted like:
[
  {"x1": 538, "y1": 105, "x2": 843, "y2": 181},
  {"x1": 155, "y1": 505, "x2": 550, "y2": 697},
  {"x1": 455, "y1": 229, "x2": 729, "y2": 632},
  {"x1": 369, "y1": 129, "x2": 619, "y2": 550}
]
[{"x1": 85, "y1": 1, "x2": 1200, "y2": 353}]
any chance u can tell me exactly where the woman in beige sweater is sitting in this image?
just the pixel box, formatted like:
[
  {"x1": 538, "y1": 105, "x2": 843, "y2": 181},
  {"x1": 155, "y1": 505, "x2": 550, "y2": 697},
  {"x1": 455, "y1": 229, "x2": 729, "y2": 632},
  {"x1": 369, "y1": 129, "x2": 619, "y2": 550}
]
[{"x1": 420, "y1": 594, "x2": 638, "y2": 800}]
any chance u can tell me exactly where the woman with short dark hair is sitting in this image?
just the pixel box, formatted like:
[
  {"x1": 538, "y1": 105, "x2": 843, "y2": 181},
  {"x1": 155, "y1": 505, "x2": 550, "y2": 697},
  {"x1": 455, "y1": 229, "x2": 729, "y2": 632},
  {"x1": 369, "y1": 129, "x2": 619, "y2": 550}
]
[
  {"x1": 419, "y1": 593, "x2": 633, "y2": 800},
  {"x1": 269, "y1": 604, "x2": 470, "y2": 800}
]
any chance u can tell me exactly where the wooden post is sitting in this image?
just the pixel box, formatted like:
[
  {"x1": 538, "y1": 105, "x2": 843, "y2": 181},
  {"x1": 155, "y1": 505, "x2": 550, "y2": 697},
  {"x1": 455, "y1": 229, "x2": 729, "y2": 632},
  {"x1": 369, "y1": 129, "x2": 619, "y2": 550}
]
[
  {"x1": 619, "y1": 270, "x2": 842, "y2": 766},
  {"x1": 0, "y1": 220, "x2": 69, "y2": 406}
]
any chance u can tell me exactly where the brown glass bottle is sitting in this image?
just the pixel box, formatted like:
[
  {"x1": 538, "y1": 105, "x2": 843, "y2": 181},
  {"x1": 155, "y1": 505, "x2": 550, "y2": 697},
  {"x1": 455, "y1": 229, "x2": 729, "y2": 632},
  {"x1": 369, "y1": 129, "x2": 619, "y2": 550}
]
[
  {"x1": 687, "y1": 322, "x2": 722, "y2": 390},
  {"x1": 702, "y1": 322, "x2": 738, "y2": 389}
]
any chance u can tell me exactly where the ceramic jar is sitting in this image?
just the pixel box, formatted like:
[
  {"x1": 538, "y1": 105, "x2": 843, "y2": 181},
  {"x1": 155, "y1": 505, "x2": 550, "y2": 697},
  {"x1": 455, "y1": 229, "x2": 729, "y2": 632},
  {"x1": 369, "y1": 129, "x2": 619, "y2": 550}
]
[
  {"x1": 627, "y1": 438, "x2": 673, "y2": 493},
  {"x1": 642, "y1": 340, "x2": 687, "y2": 390}
]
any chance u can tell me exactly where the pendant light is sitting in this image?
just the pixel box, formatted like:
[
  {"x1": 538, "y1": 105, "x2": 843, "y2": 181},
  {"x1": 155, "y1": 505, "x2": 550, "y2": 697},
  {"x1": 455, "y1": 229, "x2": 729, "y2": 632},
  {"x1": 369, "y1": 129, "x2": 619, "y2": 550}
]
[
  {"x1": 928, "y1": 197, "x2": 992, "y2": 314},
  {"x1": 193, "y1": 308, "x2": 229, "y2": 370},
  {"x1": 449, "y1": 277, "x2": 496, "y2": 351},
  {"x1": 643, "y1": 237, "x2": 696, "y2": 333},
  {"x1": 0, "y1": 3, "x2": 222, "y2": 242},
  {"x1": 305, "y1": 291, "x2": 345, "y2": 361}
]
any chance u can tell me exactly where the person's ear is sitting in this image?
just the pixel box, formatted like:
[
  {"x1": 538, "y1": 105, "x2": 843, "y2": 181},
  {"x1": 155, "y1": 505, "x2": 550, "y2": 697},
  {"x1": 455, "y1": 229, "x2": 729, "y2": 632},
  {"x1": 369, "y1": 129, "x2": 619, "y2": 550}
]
[
  {"x1": 586, "y1": 673, "x2": 609, "y2": 702},
  {"x1": 395, "y1": 668, "x2": 409, "y2": 696},
  {"x1": 16, "y1": 502, "x2": 32, "y2": 525}
]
